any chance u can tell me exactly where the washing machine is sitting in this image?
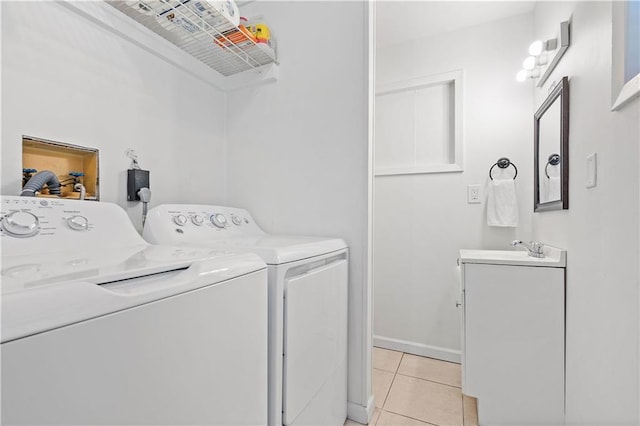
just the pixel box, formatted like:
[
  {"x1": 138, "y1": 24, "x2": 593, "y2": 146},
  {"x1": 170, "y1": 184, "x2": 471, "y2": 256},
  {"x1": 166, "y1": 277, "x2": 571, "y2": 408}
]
[
  {"x1": 0, "y1": 196, "x2": 268, "y2": 425},
  {"x1": 143, "y1": 204, "x2": 348, "y2": 426}
]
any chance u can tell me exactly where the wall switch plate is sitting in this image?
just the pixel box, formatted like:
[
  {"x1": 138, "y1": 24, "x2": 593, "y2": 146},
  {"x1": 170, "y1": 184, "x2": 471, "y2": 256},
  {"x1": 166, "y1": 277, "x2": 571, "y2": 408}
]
[
  {"x1": 468, "y1": 184, "x2": 481, "y2": 203},
  {"x1": 586, "y1": 153, "x2": 597, "y2": 188}
]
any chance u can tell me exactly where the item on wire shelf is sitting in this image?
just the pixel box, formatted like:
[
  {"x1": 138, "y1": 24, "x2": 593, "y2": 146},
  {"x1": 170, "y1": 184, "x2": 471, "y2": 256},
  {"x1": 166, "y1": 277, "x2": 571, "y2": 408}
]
[
  {"x1": 158, "y1": 11, "x2": 202, "y2": 34},
  {"x1": 126, "y1": 0, "x2": 241, "y2": 35},
  {"x1": 187, "y1": 0, "x2": 239, "y2": 32},
  {"x1": 124, "y1": 0, "x2": 156, "y2": 15},
  {"x1": 244, "y1": 17, "x2": 272, "y2": 46},
  {"x1": 214, "y1": 17, "x2": 257, "y2": 49}
]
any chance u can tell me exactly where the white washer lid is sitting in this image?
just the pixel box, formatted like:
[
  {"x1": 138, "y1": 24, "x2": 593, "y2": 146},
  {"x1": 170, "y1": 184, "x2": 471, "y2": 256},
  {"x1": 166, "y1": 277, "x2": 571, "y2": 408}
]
[
  {"x1": 186, "y1": 235, "x2": 347, "y2": 265},
  {"x1": 1, "y1": 245, "x2": 266, "y2": 342}
]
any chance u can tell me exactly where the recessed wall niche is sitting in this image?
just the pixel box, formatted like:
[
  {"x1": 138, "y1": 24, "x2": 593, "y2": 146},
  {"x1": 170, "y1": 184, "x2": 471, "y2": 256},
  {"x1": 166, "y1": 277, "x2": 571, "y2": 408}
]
[
  {"x1": 375, "y1": 70, "x2": 463, "y2": 176},
  {"x1": 22, "y1": 136, "x2": 100, "y2": 200}
]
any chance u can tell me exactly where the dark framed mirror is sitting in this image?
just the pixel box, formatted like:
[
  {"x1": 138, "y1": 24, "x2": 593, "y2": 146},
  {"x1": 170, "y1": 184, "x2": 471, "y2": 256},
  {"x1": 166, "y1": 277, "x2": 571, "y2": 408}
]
[{"x1": 534, "y1": 76, "x2": 569, "y2": 212}]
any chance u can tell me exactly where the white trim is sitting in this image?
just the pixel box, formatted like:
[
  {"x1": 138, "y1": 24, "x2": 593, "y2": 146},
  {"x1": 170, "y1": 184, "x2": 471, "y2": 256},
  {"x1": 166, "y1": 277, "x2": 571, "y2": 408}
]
[
  {"x1": 611, "y1": 1, "x2": 640, "y2": 111},
  {"x1": 375, "y1": 70, "x2": 464, "y2": 175},
  {"x1": 353, "y1": 0, "x2": 374, "y2": 421},
  {"x1": 347, "y1": 395, "x2": 375, "y2": 425},
  {"x1": 374, "y1": 335, "x2": 462, "y2": 364},
  {"x1": 376, "y1": 70, "x2": 462, "y2": 96},
  {"x1": 612, "y1": 73, "x2": 640, "y2": 111},
  {"x1": 375, "y1": 164, "x2": 463, "y2": 177}
]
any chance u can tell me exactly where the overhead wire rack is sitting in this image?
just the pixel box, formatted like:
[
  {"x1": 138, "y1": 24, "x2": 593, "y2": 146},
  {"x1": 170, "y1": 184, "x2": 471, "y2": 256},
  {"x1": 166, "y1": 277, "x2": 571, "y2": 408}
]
[{"x1": 106, "y1": 0, "x2": 277, "y2": 77}]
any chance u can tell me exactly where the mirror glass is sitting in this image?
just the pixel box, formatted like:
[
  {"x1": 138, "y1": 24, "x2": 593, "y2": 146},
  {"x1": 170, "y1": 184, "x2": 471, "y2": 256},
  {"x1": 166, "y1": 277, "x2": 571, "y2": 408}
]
[
  {"x1": 534, "y1": 77, "x2": 569, "y2": 211},
  {"x1": 538, "y1": 99, "x2": 561, "y2": 203}
]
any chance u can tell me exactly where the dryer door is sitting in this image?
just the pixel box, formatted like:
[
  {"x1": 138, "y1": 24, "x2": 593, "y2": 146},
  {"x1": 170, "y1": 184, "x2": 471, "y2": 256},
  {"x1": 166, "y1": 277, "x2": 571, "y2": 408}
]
[{"x1": 282, "y1": 257, "x2": 348, "y2": 425}]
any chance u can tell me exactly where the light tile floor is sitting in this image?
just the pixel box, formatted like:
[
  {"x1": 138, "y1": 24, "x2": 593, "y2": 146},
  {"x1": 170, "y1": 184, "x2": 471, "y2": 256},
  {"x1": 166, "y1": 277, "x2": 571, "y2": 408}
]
[{"x1": 346, "y1": 347, "x2": 478, "y2": 426}]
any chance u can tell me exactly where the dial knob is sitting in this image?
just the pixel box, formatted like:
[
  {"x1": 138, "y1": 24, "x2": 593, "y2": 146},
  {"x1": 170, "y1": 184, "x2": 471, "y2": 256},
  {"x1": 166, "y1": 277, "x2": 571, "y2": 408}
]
[
  {"x1": 231, "y1": 215, "x2": 242, "y2": 226},
  {"x1": 67, "y1": 215, "x2": 89, "y2": 231},
  {"x1": 210, "y1": 213, "x2": 227, "y2": 228},
  {"x1": 191, "y1": 215, "x2": 204, "y2": 226},
  {"x1": 173, "y1": 214, "x2": 188, "y2": 226},
  {"x1": 1, "y1": 211, "x2": 40, "y2": 238}
]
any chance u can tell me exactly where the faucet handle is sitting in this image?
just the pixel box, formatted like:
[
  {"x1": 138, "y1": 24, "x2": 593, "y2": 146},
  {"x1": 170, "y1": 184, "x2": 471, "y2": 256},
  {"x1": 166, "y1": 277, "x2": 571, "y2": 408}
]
[
  {"x1": 528, "y1": 241, "x2": 545, "y2": 258},
  {"x1": 530, "y1": 241, "x2": 544, "y2": 253},
  {"x1": 510, "y1": 239, "x2": 545, "y2": 258}
]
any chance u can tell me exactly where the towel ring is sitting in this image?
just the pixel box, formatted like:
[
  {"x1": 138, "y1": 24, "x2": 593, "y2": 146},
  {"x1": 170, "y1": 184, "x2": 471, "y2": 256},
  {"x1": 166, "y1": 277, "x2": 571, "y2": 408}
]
[
  {"x1": 544, "y1": 153, "x2": 561, "y2": 179},
  {"x1": 489, "y1": 157, "x2": 517, "y2": 180}
]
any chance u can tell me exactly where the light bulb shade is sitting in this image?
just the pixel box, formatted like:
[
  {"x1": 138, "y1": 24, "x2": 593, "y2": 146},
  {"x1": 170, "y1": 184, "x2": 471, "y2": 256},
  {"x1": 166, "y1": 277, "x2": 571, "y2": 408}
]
[
  {"x1": 516, "y1": 69, "x2": 529, "y2": 82},
  {"x1": 528, "y1": 40, "x2": 544, "y2": 56},
  {"x1": 522, "y1": 56, "x2": 537, "y2": 70}
]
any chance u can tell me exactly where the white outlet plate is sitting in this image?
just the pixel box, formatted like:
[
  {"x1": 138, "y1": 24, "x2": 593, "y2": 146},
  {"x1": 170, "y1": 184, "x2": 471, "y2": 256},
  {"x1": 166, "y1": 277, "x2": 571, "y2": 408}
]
[
  {"x1": 468, "y1": 184, "x2": 481, "y2": 203},
  {"x1": 586, "y1": 153, "x2": 597, "y2": 188}
]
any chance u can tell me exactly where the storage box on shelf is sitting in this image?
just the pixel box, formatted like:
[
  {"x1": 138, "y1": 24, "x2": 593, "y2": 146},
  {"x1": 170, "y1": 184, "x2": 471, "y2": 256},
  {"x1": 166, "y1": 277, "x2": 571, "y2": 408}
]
[{"x1": 107, "y1": 0, "x2": 277, "y2": 78}]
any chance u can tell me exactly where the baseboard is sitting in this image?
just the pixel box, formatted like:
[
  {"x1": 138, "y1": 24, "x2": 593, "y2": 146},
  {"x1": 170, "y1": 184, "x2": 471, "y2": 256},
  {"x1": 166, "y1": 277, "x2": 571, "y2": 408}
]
[
  {"x1": 347, "y1": 395, "x2": 375, "y2": 425},
  {"x1": 373, "y1": 335, "x2": 461, "y2": 364}
]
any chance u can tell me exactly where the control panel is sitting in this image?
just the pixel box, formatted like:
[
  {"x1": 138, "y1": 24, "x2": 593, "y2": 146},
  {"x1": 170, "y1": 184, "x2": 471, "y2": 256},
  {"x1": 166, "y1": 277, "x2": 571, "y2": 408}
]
[
  {"x1": 1, "y1": 196, "x2": 145, "y2": 257},
  {"x1": 167, "y1": 211, "x2": 250, "y2": 230},
  {"x1": 143, "y1": 204, "x2": 265, "y2": 244}
]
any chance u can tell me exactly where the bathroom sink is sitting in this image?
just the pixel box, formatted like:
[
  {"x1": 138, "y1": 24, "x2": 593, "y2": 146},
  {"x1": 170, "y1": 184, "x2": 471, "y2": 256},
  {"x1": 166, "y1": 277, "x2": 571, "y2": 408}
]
[{"x1": 459, "y1": 245, "x2": 566, "y2": 267}]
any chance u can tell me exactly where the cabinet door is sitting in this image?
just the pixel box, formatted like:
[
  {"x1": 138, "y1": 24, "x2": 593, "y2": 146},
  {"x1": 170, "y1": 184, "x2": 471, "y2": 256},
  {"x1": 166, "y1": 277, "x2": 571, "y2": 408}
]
[{"x1": 464, "y1": 263, "x2": 564, "y2": 424}]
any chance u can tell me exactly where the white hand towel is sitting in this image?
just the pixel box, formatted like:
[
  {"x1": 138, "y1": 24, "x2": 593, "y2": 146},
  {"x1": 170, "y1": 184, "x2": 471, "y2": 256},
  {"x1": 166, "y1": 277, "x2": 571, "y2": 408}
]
[
  {"x1": 541, "y1": 176, "x2": 561, "y2": 203},
  {"x1": 547, "y1": 175, "x2": 561, "y2": 202},
  {"x1": 487, "y1": 178, "x2": 518, "y2": 227}
]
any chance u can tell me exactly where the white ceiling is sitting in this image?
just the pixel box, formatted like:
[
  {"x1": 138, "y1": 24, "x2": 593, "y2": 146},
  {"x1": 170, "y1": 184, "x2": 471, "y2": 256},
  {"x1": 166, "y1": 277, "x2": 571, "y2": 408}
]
[{"x1": 376, "y1": 1, "x2": 536, "y2": 48}]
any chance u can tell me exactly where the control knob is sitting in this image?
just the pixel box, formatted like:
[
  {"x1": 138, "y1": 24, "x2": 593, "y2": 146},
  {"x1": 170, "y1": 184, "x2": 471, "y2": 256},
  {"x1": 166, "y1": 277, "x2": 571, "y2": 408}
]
[
  {"x1": 1, "y1": 211, "x2": 40, "y2": 238},
  {"x1": 210, "y1": 213, "x2": 227, "y2": 228},
  {"x1": 67, "y1": 215, "x2": 89, "y2": 231},
  {"x1": 173, "y1": 214, "x2": 188, "y2": 226},
  {"x1": 231, "y1": 215, "x2": 242, "y2": 226},
  {"x1": 191, "y1": 215, "x2": 204, "y2": 226}
]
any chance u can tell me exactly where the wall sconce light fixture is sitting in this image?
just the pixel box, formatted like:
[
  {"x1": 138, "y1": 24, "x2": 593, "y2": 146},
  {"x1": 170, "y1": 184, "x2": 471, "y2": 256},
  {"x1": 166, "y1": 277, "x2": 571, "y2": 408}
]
[
  {"x1": 516, "y1": 68, "x2": 541, "y2": 82},
  {"x1": 523, "y1": 55, "x2": 548, "y2": 70},
  {"x1": 516, "y1": 21, "x2": 570, "y2": 86},
  {"x1": 528, "y1": 39, "x2": 558, "y2": 56}
]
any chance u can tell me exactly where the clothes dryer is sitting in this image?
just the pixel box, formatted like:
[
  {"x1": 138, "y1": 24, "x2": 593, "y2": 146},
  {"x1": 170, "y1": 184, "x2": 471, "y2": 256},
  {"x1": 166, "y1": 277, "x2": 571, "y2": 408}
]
[
  {"x1": 143, "y1": 204, "x2": 348, "y2": 426},
  {"x1": 1, "y1": 196, "x2": 268, "y2": 425}
]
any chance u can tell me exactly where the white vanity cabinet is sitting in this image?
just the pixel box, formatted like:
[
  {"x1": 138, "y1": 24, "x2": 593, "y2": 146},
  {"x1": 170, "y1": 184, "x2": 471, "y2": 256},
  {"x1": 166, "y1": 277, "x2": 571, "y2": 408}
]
[{"x1": 459, "y1": 248, "x2": 566, "y2": 425}]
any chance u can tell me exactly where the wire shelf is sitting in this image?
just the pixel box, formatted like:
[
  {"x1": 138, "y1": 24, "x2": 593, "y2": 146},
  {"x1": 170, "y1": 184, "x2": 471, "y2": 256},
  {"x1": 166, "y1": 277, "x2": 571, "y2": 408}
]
[{"x1": 106, "y1": 0, "x2": 277, "y2": 77}]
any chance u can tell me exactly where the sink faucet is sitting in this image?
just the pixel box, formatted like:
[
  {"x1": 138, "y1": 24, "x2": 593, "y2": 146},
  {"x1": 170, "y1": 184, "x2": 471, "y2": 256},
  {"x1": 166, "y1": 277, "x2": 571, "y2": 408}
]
[{"x1": 511, "y1": 240, "x2": 545, "y2": 258}]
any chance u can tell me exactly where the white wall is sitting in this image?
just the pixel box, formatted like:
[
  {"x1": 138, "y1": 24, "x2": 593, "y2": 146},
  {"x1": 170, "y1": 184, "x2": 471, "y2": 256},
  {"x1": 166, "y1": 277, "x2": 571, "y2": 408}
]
[
  {"x1": 531, "y1": 1, "x2": 639, "y2": 423},
  {"x1": 1, "y1": 0, "x2": 373, "y2": 419},
  {"x1": 1, "y1": 1, "x2": 227, "y2": 230},
  {"x1": 224, "y1": 1, "x2": 371, "y2": 416},
  {"x1": 374, "y1": 13, "x2": 534, "y2": 359}
]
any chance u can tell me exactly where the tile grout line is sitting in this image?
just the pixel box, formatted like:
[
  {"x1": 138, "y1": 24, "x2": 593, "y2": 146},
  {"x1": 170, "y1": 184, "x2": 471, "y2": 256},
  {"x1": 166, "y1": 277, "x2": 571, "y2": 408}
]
[
  {"x1": 395, "y1": 352, "x2": 404, "y2": 374},
  {"x1": 394, "y1": 372, "x2": 462, "y2": 390},
  {"x1": 380, "y1": 408, "x2": 440, "y2": 426},
  {"x1": 401, "y1": 352, "x2": 460, "y2": 366},
  {"x1": 380, "y1": 352, "x2": 404, "y2": 410}
]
